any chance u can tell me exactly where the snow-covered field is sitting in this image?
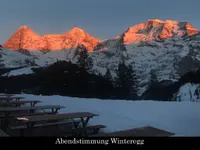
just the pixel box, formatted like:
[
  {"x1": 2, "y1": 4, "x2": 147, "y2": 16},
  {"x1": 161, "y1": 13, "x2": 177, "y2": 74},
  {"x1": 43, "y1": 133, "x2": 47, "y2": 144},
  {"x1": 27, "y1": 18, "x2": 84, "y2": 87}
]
[{"x1": 15, "y1": 94, "x2": 200, "y2": 136}]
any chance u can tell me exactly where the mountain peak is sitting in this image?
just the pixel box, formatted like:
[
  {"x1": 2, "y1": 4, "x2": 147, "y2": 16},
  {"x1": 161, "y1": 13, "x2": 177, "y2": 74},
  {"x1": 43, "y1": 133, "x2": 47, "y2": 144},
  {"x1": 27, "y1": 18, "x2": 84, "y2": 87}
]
[
  {"x1": 65, "y1": 27, "x2": 87, "y2": 37},
  {"x1": 122, "y1": 19, "x2": 199, "y2": 44},
  {"x1": 147, "y1": 19, "x2": 164, "y2": 23},
  {"x1": 147, "y1": 19, "x2": 180, "y2": 23},
  {"x1": 19, "y1": 25, "x2": 30, "y2": 29},
  {"x1": 70, "y1": 27, "x2": 85, "y2": 32},
  {"x1": 63, "y1": 27, "x2": 101, "y2": 52},
  {"x1": 3, "y1": 25, "x2": 42, "y2": 50},
  {"x1": 17, "y1": 26, "x2": 33, "y2": 33}
]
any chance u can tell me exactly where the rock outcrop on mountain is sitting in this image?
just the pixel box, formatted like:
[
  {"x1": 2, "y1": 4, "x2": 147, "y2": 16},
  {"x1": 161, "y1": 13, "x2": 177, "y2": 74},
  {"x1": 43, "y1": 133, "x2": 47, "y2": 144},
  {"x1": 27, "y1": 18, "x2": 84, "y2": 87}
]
[
  {"x1": 3, "y1": 27, "x2": 101, "y2": 51},
  {"x1": 123, "y1": 19, "x2": 199, "y2": 44},
  {"x1": 3, "y1": 26, "x2": 44, "y2": 50}
]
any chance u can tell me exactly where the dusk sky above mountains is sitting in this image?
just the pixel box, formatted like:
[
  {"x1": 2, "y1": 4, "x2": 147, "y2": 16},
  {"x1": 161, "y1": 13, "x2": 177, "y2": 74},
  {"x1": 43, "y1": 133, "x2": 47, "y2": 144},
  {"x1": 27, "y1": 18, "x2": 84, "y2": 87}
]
[{"x1": 0, "y1": 0, "x2": 200, "y2": 44}]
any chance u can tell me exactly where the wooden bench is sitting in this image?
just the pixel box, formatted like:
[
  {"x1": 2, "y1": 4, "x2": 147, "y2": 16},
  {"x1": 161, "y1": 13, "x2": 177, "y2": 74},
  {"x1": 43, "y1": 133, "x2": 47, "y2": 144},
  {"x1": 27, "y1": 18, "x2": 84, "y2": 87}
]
[
  {"x1": 10, "y1": 120, "x2": 81, "y2": 136},
  {"x1": 69, "y1": 124, "x2": 106, "y2": 136},
  {"x1": 0, "y1": 105, "x2": 65, "y2": 130},
  {"x1": 0, "y1": 94, "x2": 14, "y2": 97},
  {"x1": 0, "y1": 128, "x2": 9, "y2": 137},
  {"x1": 15, "y1": 112, "x2": 98, "y2": 123},
  {"x1": 0, "y1": 100, "x2": 41, "y2": 107},
  {"x1": 0, "y1": 96, "x2": 25, "y2": 101},
  {"x1": 0, "y1": 111, "x2": 56, "y2": 119},
  {"x1": 13, "y1": 112, "x2": 99, "y2": 136},
  {"x1": 0, "y1": 105, "x2": 66, "y2": 115},
  {"x1": 10, "y1": 120, "x2": 81, "y2": 130},
  {"x1": 99, "y1": 126, "x2": 175, "y2": 137}
]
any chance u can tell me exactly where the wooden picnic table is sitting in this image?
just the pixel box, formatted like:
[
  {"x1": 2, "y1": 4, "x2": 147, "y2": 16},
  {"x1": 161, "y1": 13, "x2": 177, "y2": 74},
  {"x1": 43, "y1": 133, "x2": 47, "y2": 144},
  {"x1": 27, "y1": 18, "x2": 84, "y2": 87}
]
[
  {"x1": 17, "y1": 112, "x2": 97, "y2": 125},
  {"x1": 15, "y1": 112, "x2": 98, "y2": 136},
  {"x1": 0, "y1": 100, "x2": 41, "y2": 107},
  {"x1": 0, "y1": 94, "x2": 15, "y2": 97},
  {"x1": 99, "y1": 126, "x2": 175, "y2": 137},
  {"x1": 0, "y1": 96, "x2": 25, "y2": 102},
  {"x1": 0, "y1": 105, "x2": 65, "y2": 130},
  {"x1": 0, "y1": 105, "x2": 65, "y2": 115}
]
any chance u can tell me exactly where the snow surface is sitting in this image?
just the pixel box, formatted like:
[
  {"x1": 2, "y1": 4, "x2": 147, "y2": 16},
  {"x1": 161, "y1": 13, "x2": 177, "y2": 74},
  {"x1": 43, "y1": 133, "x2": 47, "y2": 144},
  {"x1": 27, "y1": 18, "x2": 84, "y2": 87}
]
[
  {"x1": 15, "y1": 94, "x2": 200, "y2": 136},
  {"x1": 2, "y1": 66, "x2": 39, "y2": 77},
  {"x1": 0, "y1": 48, "x2": 32, "y2": 68},
  {"x1": 177, "y1": 83, "x2": 200, "y2": 102}
]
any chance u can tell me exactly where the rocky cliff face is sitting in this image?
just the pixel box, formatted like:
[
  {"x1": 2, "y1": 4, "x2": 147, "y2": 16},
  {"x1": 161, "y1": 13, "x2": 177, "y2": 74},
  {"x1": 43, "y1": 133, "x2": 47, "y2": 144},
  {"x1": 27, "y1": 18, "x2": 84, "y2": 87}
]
[
  {"x1": 3, "y1": 26, "x2": 101, "y2": 51},
  {"x1": 122, "y1": 19, "x2": 199, "y2": 44},
  {"x1": 3, "y1": 26, "x2": 45, "y2": 50}
]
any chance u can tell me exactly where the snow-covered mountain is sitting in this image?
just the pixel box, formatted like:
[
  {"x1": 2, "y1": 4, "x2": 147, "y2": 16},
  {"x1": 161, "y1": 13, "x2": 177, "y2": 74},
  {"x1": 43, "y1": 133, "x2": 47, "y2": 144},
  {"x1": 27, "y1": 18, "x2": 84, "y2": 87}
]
[
  {"x1": 2, "y1": 19, "x2": 200, "y2": 96},
  {"x1": 3, "y1": 26, "x2": 101, "y2": 52},
  {"x1": 0, "y1": 47, "x2": 35, "y2": 68},
  {"x1": 90, "y1": 20, "x2": 200, "y2": 95}
]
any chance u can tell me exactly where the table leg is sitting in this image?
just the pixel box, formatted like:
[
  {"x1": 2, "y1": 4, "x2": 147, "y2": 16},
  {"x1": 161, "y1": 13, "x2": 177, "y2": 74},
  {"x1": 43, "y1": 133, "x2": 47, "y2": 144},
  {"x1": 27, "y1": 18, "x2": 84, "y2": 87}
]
[
  {"x1": 30, "y1": 109, "x2": 34, "y2": 114},
  {"x1": 72, "y1": 120, "x2": 81, "y2": 128},
  {"x1": 80, "y1": 117, "x2": 91, "y2": 136},
  {"x1": 25, "y1": 122, "x2": 36, "y2": 136},
  {"x1": 2, "y1": 112, "x2": 10, "y2": 130},
  {"x1": 81, "y1": 117, "x2": 90, "y2": 128},
  {"x1": 52, "y1": 108, "x2": 59, "y2": 114},
  {"x1": 32, "y1": 102, "x2": 37, "y2": 107}
]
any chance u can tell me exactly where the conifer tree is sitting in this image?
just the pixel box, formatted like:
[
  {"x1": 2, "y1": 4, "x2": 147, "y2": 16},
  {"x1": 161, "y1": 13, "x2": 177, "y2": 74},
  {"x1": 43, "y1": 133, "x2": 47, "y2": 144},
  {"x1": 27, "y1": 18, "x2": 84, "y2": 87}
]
[
  {"x1": 148, "y1": 70, "x2": 158, "y2": 89},
  {"x1": 114, "y1": 61, "x2": 138, "y2": 99},
  {"x1": 76, "y1": 44, "x2": 93, "y2": 73}
]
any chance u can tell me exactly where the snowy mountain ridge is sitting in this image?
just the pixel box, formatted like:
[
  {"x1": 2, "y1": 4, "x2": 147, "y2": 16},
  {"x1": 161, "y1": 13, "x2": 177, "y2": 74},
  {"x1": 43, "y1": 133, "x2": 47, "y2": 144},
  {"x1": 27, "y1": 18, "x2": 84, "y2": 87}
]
[{"x1": 1, "y1": 19, "x2": 200, "y2": 95}]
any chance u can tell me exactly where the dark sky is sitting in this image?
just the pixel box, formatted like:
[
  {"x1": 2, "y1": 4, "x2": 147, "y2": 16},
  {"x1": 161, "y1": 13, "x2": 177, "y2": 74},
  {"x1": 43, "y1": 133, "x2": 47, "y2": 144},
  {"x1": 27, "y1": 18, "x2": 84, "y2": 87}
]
[{"x1": 0, "y1": 0, "x2": 200, "y2": 43}]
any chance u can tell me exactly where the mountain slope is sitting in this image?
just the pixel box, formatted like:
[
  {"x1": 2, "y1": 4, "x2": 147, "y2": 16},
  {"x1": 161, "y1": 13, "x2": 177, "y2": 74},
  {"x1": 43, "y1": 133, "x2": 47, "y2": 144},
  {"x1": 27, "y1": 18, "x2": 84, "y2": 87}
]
[
  {"x1": 91, "y1": 20, "x2": 200, "y2": 95},
  {"x1": 0, "y1": 47, "x2": 36, "y2": 68}
]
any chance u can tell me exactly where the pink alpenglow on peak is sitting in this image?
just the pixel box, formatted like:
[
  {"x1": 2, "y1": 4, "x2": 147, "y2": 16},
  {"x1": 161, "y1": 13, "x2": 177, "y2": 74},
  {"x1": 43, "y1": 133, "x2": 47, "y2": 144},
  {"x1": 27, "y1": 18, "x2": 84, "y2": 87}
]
[
  {"x1": 3, "y1": 26, "x2": 101, "y2": 52},
  {"x1": 123, "y1": 19, "x2": 199, "y2": 44}
]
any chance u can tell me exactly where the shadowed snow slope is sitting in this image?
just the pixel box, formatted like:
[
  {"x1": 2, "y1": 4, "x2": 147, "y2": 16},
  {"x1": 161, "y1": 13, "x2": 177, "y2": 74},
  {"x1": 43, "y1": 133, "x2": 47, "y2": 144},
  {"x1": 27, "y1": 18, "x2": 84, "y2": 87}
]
[
  {"x1": 177, "y1": 83, "x2": 200, "y2": 102},
  {"x1": 15, "y1": 94, "x2": 200, "y2": 136}
]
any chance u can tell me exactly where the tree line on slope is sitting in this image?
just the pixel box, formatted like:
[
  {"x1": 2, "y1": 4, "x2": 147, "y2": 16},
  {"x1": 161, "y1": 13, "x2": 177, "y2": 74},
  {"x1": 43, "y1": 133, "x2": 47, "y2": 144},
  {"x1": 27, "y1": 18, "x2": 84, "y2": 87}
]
[
  {"x1": 142, "y1": 68, "x2": 200, "y2": 101},
  {"x1": 0, "y1": 46, "x2": 139, "y2": 100},
  {"x1": 1, "y1": 43, "x2": 198, "y2": 101}
]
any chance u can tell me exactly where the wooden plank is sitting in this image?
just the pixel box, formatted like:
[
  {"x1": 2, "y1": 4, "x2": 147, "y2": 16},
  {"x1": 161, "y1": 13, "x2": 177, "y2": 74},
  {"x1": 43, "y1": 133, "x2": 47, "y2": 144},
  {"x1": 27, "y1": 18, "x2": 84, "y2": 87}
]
[
  {"x1": 104, "y1": 126, "x2": 175, "y2": 137},
  {"x1": 0, "y1": 100, "x2": 41, "y2": 105},
  {"x1": 0, "y1": 105, "x2": 65, "y2": 112},
  {"x1": 10, "y1": 120, "x2": 81, "y2": 130},
  {"x1": 73, "y1": 124, "x2": 106, "y2": 134},
  {"x1": 15, "y1": 112, "x2": 98, "y2": 123},
  {"x1": 0, "y1": 96, "x2": 24, "y2": 99},
  {"x1": 89, "y1": 132, "x2": 108, "y2": 137},
  {"x1": 71, "y1": 124, "x2": 106, "y2": 132},
  {"x1": 64, "y1": 125, "x2": 106, "y2": 137},
  {"x1": 0, "y1": 111, "x2": 56, "y2": 118},
  {"x1": 0, "y1": 94, "x2": 14, "y2": 97},
  {"x1": 0, "y1": 129, "x2": 9, "y2": 137},
  {"x1": 0, "y1": 96, "x2": 24, "y2": 101}
]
